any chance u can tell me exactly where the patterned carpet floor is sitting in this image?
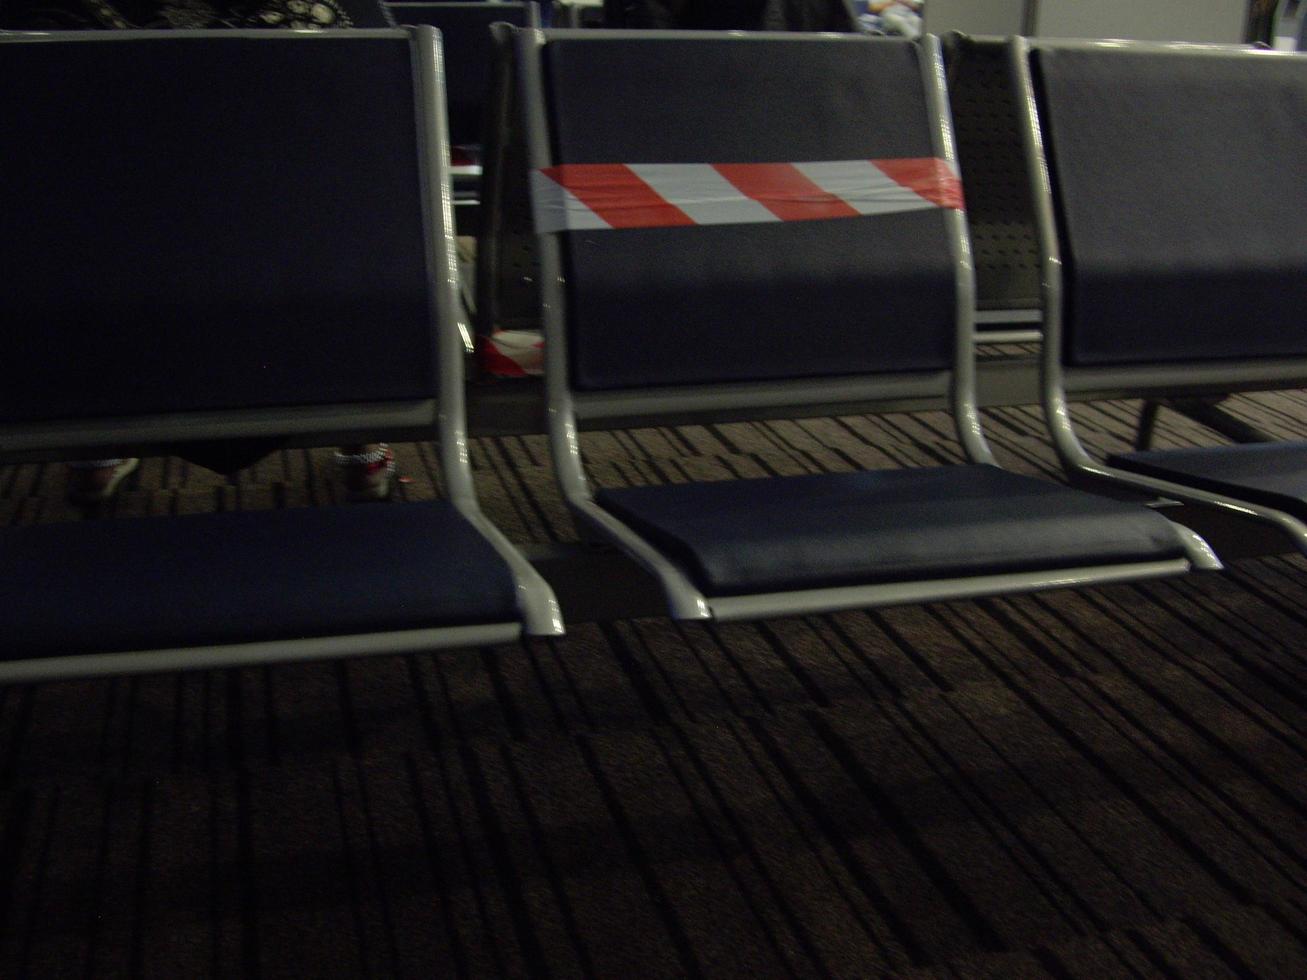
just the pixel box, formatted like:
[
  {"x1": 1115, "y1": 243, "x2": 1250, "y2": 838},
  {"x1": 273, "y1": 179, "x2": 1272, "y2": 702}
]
[{"x1": 2, "y1": 391, "x2": 1307, "y2": 977}]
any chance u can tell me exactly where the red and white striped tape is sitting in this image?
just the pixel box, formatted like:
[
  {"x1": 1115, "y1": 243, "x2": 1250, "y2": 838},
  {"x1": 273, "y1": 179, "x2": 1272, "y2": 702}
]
[
  {"x1": 478, "y1": 329, "x2": 544, "y2": 378},
  {"x1": 530, "y1": 158, "x2": 963, "y2": 233}
]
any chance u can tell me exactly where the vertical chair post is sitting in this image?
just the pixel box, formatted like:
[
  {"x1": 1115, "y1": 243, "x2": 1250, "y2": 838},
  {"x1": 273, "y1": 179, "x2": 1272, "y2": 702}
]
[
  {"x1": 514, "y1": 26, "x2": 711, "y2": 620},
  {"x1": 1008, "y1": 35, "x2": 1096, "y2": 479},
  {"x1": 417, "y1": 24, "x2": 562, "y2": 636},
  {"x1": 921, "y1": 33, "x2": 993, "y2": 467}
]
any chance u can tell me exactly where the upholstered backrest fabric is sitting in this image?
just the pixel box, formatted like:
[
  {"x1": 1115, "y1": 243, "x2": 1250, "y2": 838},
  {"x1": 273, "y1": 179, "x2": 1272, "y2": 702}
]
[
  {"x1": 0, "y1": 33, "x2": 436, "y2": 423},
  {"x1": 540, "y1": 35, "x2": 958, "y2": 390},
  {"x1": 1035, "y1": 47, "x2": 1307, "y2": 367}
]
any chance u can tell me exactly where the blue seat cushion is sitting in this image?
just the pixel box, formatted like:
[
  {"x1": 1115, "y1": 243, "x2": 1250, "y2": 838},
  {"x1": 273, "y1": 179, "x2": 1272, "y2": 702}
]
[
  {"x1": 1110, "y1": 441, "x2": 1307, "y2": 519},
  {"x1": 596, "y1": 465, "x2": 1188, "y2": 597},
  {"x1": 0, "y1": 501, "x2": 521, "y2": 660}
]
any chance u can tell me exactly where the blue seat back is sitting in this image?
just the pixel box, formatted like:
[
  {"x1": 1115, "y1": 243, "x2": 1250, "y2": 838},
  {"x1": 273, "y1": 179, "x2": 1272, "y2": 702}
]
[
  {"x1": 0, "y1": 33, "x2": 436, "y2": 424},
  {"x1": 539, "y1": 35, "x2": 959, "y2": 391},
  {"x1": 389, "y1": 2, "x2": 538, "y2": 146},
  {"x1": 1034, "y1": 47, "x2": 1307, "y2": 367}
]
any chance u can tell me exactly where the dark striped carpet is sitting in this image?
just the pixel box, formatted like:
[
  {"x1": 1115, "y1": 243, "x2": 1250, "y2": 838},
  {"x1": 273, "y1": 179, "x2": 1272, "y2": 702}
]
[{"x1": 3, "y1": 393, "x2": 1307, "y2": 978}]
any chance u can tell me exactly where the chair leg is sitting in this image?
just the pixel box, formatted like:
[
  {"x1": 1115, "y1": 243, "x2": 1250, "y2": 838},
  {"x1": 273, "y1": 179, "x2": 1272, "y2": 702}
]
[
  {"x1": 1167, "y1": 396, "x2": 1277, "y2": 444},
  {"x1": 1136, "y1": 396, "x2": 1278, "y2": 450},
  {"x1": 1134, "y1": 399, "x2": 1161, "y2": 451}
]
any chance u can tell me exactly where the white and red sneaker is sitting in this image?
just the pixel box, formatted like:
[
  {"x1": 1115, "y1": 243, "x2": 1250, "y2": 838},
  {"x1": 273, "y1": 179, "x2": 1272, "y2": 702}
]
[{"x1": 334, "y1": 444, "x2": 396, "y2": 502}]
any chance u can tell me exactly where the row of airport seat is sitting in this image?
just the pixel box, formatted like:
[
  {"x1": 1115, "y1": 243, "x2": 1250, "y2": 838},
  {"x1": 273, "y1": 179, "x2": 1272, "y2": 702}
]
[
  {"x1": 0, "y1": 28, "x2": 1304, "y2": 684},
  {"x1": 378, "y1": 0, "x2": 1260, "y2": 46}
]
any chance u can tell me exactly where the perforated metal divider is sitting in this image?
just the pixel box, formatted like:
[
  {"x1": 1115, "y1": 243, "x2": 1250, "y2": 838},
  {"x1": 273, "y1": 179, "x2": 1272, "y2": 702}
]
[
  {"x1": 944, "y1": 34, "x2": 1041, "y2": 316},
  {"x1": 474, "y1": 25, "x2": 544, "y2": 375},
  {"x1": 493, "y1": 138, "x2": 544, "y2": 334}
]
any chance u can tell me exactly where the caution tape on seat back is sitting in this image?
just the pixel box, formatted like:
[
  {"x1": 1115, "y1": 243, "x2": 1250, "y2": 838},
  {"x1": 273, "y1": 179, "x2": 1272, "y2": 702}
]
[{"x1": 530, "y1": 158, "x2": 963, "y2": 233}]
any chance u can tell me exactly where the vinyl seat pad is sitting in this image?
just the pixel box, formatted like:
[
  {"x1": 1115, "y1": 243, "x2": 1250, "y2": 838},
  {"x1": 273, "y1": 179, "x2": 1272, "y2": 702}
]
[
  {"x1": 1110, "y1": 441, "x2": 1307, "y2": 519},
  {"x1": 0, "y1": 500, "x2": 521, "y2": 659},
  {"x1": 597, "y1": 465, "x2": 1188, "y2": 597}
]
